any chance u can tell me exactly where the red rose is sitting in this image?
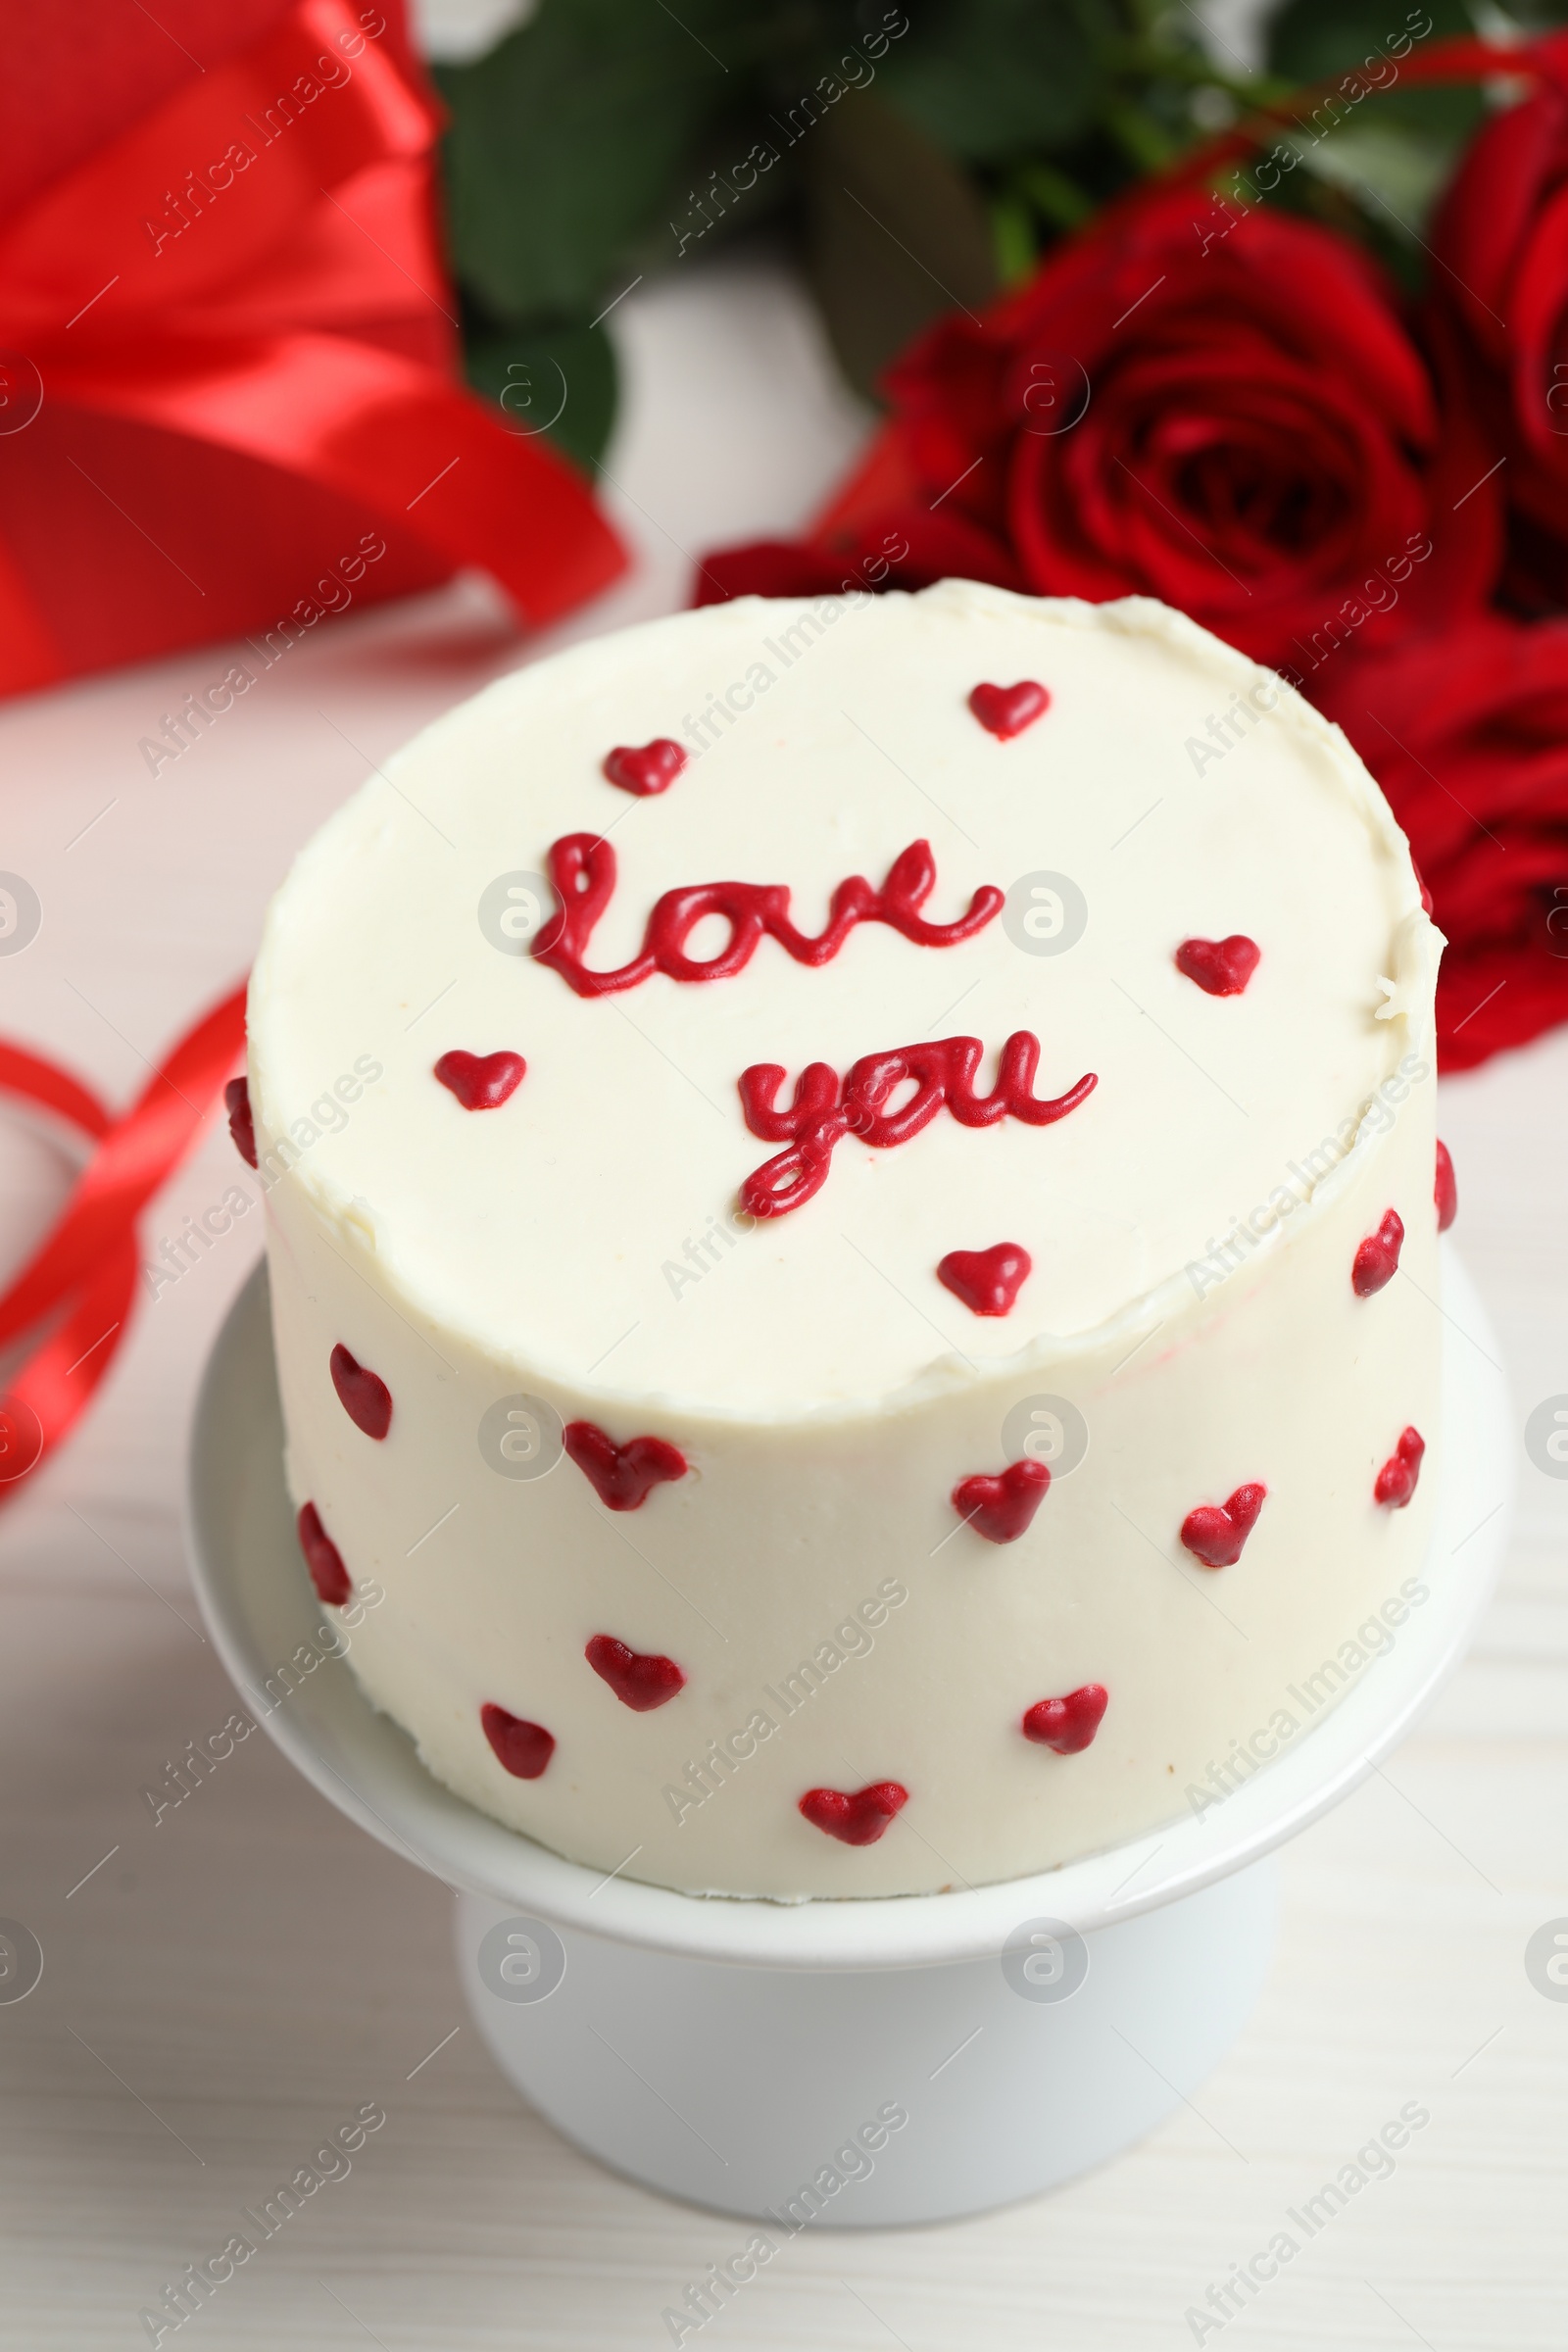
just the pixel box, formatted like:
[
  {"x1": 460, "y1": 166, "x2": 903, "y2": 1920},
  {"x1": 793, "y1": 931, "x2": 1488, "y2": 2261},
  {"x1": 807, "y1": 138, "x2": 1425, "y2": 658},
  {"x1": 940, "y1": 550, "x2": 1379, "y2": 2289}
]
[
  {"x1": 1431, "y1": 34, "x2": 1568, "y2": 595},
  {"x1": 1314, "y1": 616, "x2": 1568, "y2": 1068},
  {"x1": 701, "y1": 186, "x2": 1496, "y2": 664},
  {"x1": 693, "y1": 509, "x2": 1018, "y2": 607}
]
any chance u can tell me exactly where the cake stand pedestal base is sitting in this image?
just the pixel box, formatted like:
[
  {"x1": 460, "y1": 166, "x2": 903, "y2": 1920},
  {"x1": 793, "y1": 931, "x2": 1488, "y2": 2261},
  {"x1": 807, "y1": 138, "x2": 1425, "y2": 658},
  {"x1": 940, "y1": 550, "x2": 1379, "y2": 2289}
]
[{"x1": 456, "y1": 1859, "x2": 1277, "y2": 2227}]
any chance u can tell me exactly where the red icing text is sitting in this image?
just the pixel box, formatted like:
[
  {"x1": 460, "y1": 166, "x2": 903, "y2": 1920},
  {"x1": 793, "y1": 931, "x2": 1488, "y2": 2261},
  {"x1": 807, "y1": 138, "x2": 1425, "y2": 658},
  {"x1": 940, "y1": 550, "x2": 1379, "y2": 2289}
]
[
  {"x1": 738, "y1": 1035, "x2": 1097, "y2": 1219},
  {"x1": 533, "y1": 834, "x2": 1002, "y2": 998}
]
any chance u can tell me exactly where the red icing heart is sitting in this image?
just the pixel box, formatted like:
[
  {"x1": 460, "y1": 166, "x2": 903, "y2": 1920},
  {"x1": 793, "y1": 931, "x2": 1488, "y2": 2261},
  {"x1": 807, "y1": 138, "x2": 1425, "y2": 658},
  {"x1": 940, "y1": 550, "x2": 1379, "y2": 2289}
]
[
  {"x1": 953, "y1": 1457, "x2": 1051, "y2": 1544},
  {"x1": 1180, "y1": 1482, "x2": 1266, "y2": 1568},
  {"x1": 1435, "y1": 1140, "x2": 1457, "y2": 1232},
  {"x1": 938, "y1": 1242, "x2": 1032, "y2": 1317},
  {"x1": 564, "y1": 1420, "x2": 687, "y2": 1509},
  {"x1": 1022, "y1": 1683, "x2": 1108, "y2": 1753},
  {"x1": 330, "y1": 1344, "x2": 392, "y2": 1441},
  {"x1": 1352, "y1": 1208, "x2": 1405, "y2": 1297},
  {"x1": 433, "y1": 1049, "x2": 526, "y2": 1109},
  {"x1": 480, "y1": 1702, "x2": 556, "y2": 1780},
  {"x1": 799, "y1": 1782, "x2": 908, "y2": 1845},
  {"x1": 1374, "y1": 1426, "x2": 1425, "y2": 1507},
  {"x1": 968, "y1": 680, "x2": 1050, "y2": 739},
  {"x1": 224, "y1": 1076, "x2": 258, "y2": 1168},
  {"x1": 1175, "y1": 935, "x2": 1261, "y2": 996},
  {"x1": 603, "y1": 738, "x2": 688, "y2": 796},
  {"x1": 586, "y1": 1634, "x2": 686, "y2": 1711},
  {"x1": 296, "y1": 1501, "x2": 350, "y2": 1606}
]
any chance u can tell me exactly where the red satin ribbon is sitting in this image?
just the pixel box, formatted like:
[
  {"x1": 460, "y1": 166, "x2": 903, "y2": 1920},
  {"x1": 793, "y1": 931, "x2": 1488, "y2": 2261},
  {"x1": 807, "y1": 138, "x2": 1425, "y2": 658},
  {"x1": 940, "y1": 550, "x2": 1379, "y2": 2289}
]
[
  {"x1": 0, "y1": 0, "x2": 625, "y2": 696},
  {"x1": 0, "y1": 989, "x2": 247, "y2": 1502}
]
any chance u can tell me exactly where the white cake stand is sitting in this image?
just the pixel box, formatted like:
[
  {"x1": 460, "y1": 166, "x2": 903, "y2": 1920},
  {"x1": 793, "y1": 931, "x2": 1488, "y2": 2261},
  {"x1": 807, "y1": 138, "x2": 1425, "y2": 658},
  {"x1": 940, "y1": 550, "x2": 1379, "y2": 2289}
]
[{"x1": 185, "y1": 1248, "x2": 1510, "y2": 2225}]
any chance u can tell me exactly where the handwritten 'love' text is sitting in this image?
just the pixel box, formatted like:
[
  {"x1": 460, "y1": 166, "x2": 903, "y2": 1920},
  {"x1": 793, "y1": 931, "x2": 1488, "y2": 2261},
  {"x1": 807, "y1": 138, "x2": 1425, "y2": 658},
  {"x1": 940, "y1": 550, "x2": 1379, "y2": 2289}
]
[{"x1": 533, "y1": 836, "x2": 1001, "y2": 997}]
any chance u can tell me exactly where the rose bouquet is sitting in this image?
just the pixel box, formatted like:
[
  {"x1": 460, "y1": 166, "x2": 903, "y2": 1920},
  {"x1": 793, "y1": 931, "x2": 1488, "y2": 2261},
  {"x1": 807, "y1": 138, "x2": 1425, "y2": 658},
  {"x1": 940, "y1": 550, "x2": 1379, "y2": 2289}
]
[{"x1": 679, "y1": 19, "x2": 1568, "y2": 1072}]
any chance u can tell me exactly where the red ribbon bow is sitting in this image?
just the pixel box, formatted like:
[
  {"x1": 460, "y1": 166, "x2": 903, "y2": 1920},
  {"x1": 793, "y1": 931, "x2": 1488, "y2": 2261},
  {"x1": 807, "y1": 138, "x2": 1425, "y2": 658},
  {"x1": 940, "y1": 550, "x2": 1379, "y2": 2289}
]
[
  {"x1": 0, "y1": 0, "x2": 624, "y2": 695},
  {"x1": 0, "y1": 989, "x2": 248, "y2": 1502}
]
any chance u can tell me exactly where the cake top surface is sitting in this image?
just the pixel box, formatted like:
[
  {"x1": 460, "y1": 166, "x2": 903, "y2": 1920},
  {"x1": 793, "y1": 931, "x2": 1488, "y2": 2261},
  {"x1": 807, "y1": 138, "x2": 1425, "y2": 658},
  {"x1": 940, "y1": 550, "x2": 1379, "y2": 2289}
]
[{"x1": 250, "y1": 581, "x2": 1435, "y2": 1417}]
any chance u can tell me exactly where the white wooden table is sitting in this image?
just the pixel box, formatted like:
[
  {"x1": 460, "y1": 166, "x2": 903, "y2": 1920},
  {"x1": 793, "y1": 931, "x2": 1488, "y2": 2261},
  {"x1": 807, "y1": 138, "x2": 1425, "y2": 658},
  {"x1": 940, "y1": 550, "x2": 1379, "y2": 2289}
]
[{"x1": 2, "y1": 254, "x2": 1565, "y2": 2352}]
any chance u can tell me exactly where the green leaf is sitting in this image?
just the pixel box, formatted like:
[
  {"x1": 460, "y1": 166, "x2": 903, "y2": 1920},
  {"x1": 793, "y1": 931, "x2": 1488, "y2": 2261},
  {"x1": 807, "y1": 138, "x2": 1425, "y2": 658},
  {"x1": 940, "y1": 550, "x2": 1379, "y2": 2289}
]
[
  {"x1": 1271, "y1": 0, "x2": 1568, "y2": 83},
  {"x1": 1261, "y1": 3, "x2": 1508, "y2": 245},
  {"x1": 1012, "y1": 158, "x2": 1095, "y2": 229},
  {"x1": 464, "y1": 317, "x2": 619, "y2": 474},
  {"x1": 990, "y1": 190, "x2": 1039, "y2": 282},
  {"x1": 1259, "y1": 2, "x2": 1521, "y2": 247},
  {"x1": 876, "y1": 0, "x2": 1105, "y2": 161},
  {"x1": 1100, "y1": 92, "x2": 1184, "y2": 170},
  {"x1": 1267, "y1": 0, "x2": 1470, "y2": 81},
  {"x1": 435, "y1": 0, "x2": 740, "y2": 321},
  {"x1": 1291, "y1": 113, "x2": 1469, "y2": 215},
  {"x1": 799, "y1": 86, "x2": 1001, "y2": 397}
]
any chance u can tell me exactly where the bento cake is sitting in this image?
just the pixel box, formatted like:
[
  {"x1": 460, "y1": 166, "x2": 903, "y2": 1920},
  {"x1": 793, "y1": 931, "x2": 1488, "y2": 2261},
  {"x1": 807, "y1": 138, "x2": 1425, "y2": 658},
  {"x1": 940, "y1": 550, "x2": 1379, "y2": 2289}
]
[{"x1": 244, "y1": 581, "x2": 1445, "y2": 1898}]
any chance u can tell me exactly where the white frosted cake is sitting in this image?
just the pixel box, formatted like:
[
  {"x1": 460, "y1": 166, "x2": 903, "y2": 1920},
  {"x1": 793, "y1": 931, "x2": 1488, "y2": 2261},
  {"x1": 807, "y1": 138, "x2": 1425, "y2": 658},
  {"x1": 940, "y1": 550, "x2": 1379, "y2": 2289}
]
[{"x1": 242, "y1": 581, "x2": 1447, "y2": 1898}]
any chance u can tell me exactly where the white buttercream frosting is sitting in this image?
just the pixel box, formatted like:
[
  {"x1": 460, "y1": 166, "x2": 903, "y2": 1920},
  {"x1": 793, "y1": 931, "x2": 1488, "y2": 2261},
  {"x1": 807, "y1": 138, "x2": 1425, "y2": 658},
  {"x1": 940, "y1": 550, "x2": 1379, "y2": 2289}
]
[{"x1": 250, "y1": 582, "x2": 1443, "y2": 1897}]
